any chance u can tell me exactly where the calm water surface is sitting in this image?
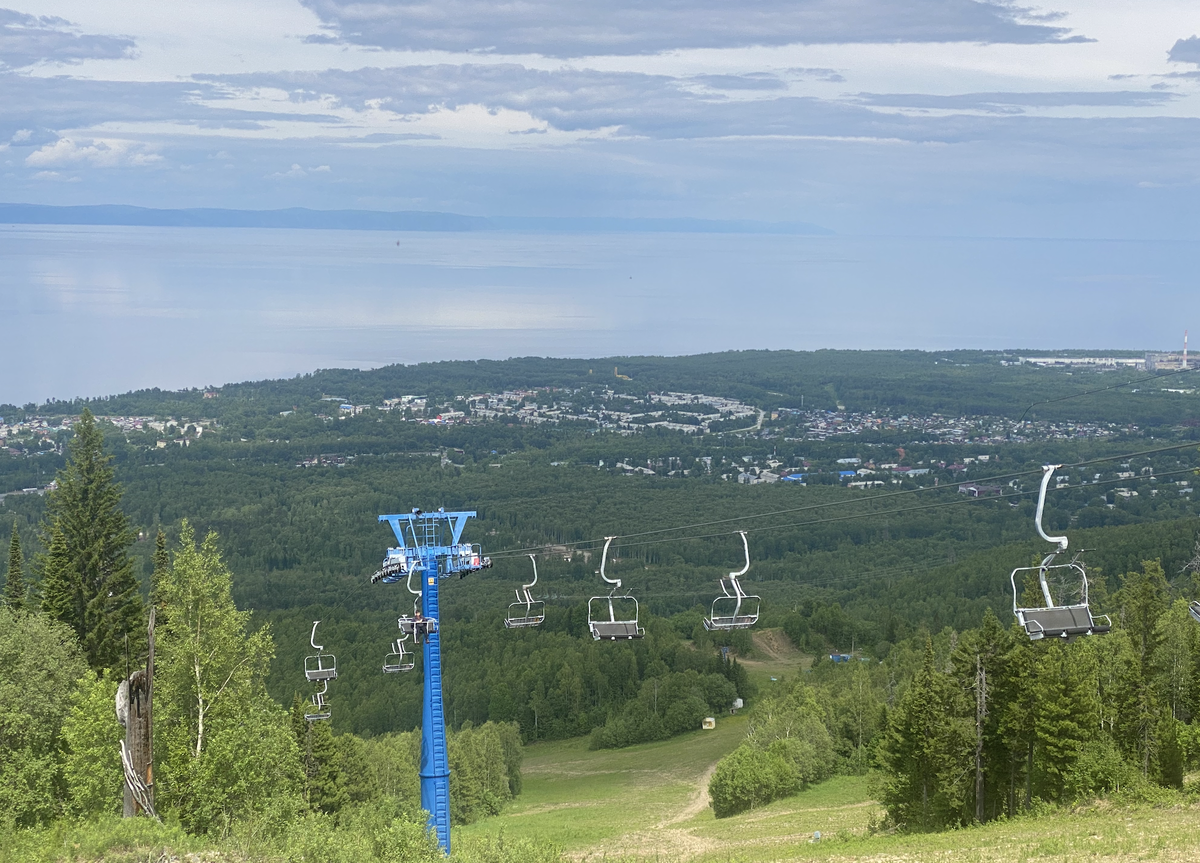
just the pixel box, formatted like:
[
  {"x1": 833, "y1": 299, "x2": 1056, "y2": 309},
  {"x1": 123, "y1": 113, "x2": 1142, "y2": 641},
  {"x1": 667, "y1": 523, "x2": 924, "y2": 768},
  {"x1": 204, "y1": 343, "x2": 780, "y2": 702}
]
[{"x1": 2, "y1": 225, "x2": 1195, "y2": 403}]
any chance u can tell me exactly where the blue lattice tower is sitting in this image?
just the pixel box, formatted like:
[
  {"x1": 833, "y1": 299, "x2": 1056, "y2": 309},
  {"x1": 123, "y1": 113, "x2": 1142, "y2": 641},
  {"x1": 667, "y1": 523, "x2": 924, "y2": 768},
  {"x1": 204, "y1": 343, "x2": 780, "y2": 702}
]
[{"x1": 375, "y1": 509, "x2": 491, "y2": 854}]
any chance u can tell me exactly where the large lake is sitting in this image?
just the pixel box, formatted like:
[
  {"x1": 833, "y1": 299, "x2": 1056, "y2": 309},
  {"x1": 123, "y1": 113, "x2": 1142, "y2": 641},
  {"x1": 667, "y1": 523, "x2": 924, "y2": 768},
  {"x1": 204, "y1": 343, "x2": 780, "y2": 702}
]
[{"x1": 2, "y1": 225, "x2": 1195, "y2": 404}]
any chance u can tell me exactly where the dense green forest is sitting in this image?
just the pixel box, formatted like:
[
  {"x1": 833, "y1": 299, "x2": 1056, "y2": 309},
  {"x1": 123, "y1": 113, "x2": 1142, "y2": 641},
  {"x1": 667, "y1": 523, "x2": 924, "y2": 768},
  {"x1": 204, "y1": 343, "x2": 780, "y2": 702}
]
[
  {"x1": 3, "y1": 348, "x2": 1200, "y2": 854},
  {"x1": 4, "y1": 350, "x2": 1200, "y2": 742}
]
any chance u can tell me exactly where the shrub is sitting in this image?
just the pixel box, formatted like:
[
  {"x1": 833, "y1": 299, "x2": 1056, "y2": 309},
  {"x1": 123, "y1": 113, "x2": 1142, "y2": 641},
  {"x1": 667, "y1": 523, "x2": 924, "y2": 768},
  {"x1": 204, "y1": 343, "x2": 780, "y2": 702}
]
[{"x1": 708, "y1": 744, "x2": 798, "y2": 817}]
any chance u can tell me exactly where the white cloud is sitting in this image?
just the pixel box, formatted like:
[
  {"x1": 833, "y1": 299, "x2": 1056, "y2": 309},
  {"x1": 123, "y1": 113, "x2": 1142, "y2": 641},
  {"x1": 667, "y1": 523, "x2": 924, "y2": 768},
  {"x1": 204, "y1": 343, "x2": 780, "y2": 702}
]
[
  {"x1": 25, "y1": 136, "x2": 163, "y2": 167},
  {"x1": 32, "y1": 169, "x2": 80, "y2": 180},
  {"x1": 268, "y1": 162, "x2": 333, "y2": 177}
]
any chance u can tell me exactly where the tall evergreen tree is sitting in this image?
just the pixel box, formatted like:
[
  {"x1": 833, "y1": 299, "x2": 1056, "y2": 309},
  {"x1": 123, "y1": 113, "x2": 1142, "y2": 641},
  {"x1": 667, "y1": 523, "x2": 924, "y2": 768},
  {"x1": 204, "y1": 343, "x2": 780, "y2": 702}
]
[
  {"x1": 1116, "y1": 560, "x2": 1170, "y2": 775},
  {"x1": 6, "y1": 526, "x2": 25, "y2": 612},
  {"x1": 150, "y1": 528, "x2": 169, "y2": 614},
  {"x1": 290, "y1": 694, "x2": 348, "y2": 814},
  {"x1": 1031, "y1": 641, "x2": 1094, "y2": 802},
  {"x1": 40, "y1": 409, "x2": 143, "y2": 671},
  {"x1": 877, "y1": 637, "x2": 973, "y2": 831},
  {"x1": 40, "y1": 525, "x2": 81, "y2": 631},
  {"x1": 951, "y1": 608, "x2": 1009, "y2": 823}
]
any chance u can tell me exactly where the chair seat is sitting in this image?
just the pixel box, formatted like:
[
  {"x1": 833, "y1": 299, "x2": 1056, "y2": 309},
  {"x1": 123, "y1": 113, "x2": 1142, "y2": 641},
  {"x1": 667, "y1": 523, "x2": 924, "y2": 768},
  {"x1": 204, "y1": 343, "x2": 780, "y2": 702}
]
[
  {"x1": 704, "y1": 616, "x2": 758, "y2": 630},
  {"x1": 1019, "y1": 606, "x2": 1109, "y2": 640},
  {"x1": 590, "y1": 621, "x2": 644, "y2": 640},
  {"x1": 305, "y1": 668, "x2": 338, "y2": 681}
]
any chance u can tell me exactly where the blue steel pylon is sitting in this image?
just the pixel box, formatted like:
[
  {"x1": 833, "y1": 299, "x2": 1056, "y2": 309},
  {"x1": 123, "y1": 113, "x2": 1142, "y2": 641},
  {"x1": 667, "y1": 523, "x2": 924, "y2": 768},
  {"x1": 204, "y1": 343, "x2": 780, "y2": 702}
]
[{"x1": 375, "y1": 508, "x2": 491, "y2": 854}]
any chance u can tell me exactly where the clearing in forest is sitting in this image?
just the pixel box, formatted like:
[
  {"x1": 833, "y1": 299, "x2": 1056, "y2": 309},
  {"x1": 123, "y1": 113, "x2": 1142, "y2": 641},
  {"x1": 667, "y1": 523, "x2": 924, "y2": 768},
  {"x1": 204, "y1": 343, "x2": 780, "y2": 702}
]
[{"x1": 458, "y1": 716, "x2": 1200, "y2": 862}]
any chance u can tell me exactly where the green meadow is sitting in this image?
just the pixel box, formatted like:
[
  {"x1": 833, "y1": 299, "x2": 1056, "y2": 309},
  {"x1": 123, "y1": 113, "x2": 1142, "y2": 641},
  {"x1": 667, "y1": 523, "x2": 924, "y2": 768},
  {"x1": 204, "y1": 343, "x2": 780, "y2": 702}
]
[{"x1": 460, "y1": 720, "x2": 1200, "y2": 863}]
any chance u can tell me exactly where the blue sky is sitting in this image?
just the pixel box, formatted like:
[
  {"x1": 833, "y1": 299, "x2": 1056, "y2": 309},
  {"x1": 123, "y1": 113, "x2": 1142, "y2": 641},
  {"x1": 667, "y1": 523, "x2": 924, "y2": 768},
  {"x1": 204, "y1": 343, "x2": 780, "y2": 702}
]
[{"x1": 1, "y1": 0, "x2": 1199, "y2": 238}]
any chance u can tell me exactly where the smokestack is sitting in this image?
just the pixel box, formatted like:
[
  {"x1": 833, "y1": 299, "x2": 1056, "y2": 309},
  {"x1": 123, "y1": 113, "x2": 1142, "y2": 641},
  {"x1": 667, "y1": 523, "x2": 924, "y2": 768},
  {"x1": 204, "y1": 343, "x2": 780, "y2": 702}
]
[{"x1": 1185, "y1": 330, "x2": 1189, "y2": 369}]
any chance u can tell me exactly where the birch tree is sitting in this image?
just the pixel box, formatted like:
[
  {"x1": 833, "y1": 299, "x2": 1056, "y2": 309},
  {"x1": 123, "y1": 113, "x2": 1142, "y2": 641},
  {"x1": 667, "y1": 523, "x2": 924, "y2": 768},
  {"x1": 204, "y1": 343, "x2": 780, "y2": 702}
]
[{"x1": 156, "y1": 521, "x2": 301, "y2": 833}]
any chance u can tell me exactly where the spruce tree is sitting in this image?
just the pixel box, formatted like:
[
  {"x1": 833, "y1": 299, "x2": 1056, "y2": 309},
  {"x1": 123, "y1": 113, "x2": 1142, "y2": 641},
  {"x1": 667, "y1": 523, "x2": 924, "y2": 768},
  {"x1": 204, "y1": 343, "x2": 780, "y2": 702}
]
[
  {"x1": 40, "y1": 525, "x2": 82, "y2": 630},
  {"x1": 151, "y1": 529, "x2": 170, "y2": 614},
  {"x1": 878, "y1": 637, "x2": 973, "y2": 830},
  {"x1": 6, "y1": 525, "x2": 25, "y2": 612},
  {"x1": 291, "y1": 694, "x2": 346, "y2": 813},
  {"x1": 40, "y1": 408, "x2": 143, "y2": 671},
  {"x1": 1031, "y1": 641, "x2": 1093, "y2": 802}
]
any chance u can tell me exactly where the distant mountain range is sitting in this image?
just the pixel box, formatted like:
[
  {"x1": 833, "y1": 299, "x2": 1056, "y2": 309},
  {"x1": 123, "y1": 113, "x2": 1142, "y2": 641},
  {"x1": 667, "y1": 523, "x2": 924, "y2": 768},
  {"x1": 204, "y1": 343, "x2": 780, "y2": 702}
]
[{"x1": 0, "y1": 203, "x2": 831, "y2": 235}]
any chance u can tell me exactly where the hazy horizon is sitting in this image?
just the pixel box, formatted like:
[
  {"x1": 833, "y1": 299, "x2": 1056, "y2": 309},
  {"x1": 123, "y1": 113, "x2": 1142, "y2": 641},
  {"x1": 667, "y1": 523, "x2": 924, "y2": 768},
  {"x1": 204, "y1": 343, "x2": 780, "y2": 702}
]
[{"x1": 3, "y1": 223, "x2": 1193, "y2": 407}]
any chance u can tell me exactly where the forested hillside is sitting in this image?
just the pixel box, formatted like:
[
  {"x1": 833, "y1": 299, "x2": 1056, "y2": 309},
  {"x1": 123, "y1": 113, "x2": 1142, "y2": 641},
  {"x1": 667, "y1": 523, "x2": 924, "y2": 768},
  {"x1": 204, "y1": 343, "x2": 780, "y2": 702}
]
[{"x1": 3, "y1": 350, "x2": 1199, "y2": 744}]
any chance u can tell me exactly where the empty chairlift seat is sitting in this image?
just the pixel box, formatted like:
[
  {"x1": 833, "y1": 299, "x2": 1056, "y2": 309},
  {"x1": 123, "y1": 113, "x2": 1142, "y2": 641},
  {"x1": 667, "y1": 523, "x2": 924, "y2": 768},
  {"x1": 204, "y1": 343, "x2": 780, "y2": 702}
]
[
  {"x1": 588, "y1": 537, "x2": 645, "y2": 641},
  {"x1": 1010, "y1": 465, "x2": 1111, "y2": 642},
  {"x1": 304, "y1": 620, "x2": 338, "y2": 680},
  {"x1": 505, "y1": 554, "x2": 546, "y2": 629},
  {"x1": 383, "y1": 636, "x2": 416, "y2": 673},
  {"x1": 704, "y1": 531, "x2": 760, "y2": 631},
  {"x1": 1015, "y1": 600, "x2": 1111, "y2": 641}
]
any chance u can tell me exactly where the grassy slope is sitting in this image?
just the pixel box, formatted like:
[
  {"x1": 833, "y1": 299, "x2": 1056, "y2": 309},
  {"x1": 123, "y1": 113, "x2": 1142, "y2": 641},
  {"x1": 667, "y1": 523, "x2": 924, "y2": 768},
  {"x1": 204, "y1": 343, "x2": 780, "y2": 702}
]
[{"x1": 459, "y1": 705, "x2": 1200, "y2": 863}]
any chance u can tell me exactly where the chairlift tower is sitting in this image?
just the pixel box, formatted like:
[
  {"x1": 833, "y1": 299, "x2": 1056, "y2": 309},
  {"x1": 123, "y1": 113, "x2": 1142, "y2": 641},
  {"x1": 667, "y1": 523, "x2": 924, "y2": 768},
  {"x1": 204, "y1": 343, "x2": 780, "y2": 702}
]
[{"x1": 374, "y1": 508, "x2": 490, "y2": 854}]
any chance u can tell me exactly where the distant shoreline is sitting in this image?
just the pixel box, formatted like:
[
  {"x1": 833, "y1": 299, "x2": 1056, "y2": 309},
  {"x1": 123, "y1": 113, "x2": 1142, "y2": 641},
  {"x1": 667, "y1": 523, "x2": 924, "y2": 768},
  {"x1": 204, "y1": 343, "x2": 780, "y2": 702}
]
[{"x1": 0, "y1": 203, "x2": 832, "y2": 236}]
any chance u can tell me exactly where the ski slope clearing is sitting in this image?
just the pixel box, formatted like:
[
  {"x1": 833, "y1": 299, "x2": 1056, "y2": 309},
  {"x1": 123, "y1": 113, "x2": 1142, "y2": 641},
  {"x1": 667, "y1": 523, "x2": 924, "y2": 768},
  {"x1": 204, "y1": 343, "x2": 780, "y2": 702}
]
[{"x1": 459, "y1": 718, "x2": 1200, "y2": 862}]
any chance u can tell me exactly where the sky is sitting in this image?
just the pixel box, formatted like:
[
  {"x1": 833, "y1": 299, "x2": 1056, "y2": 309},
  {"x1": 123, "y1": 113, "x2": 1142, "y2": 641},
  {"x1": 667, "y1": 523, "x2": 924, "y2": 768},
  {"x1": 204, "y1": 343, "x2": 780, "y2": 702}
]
[{"x1": 2, "y1": 0, "x2": 1199, "y2": 238}]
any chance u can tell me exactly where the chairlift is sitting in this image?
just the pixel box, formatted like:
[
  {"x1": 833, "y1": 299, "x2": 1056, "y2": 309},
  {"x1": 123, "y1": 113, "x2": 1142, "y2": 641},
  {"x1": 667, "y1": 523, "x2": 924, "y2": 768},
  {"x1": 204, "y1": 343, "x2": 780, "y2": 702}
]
[
  {"x1": 304, "y1": 620, "x2": 338, "y2": 681},
  {"x1": 1189, "y1": 601, "x2": 1200, "y2": 626},
  {"x1": 505, "y1": 554, "x2": 546, "y2": 628},
  {"x1": 305, "y1": 680, "x2": 331, "y2": 721},
  {"x1": 396, "y1": 567, "x2": 437, "y2": 643},
  {"x1": 703, "y1": 531, "x2": 760, "y2": 631},
  {"x1": 587, "y1": 536, "x2": 644, "y2": 640},
  {"x1": 1010, "y1": 465, "x2": 1111, "y2": 641},
  {"x1": 383, "y1": 635, "x2": 416, "y2": 673}
]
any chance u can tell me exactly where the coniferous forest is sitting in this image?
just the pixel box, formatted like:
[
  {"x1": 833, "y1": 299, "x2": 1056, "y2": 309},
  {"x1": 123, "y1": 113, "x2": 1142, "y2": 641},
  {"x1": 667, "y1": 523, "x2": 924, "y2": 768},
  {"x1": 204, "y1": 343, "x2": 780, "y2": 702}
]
[{"x1": 2, "y1": 349, "x2": 1200, "y2": 859}]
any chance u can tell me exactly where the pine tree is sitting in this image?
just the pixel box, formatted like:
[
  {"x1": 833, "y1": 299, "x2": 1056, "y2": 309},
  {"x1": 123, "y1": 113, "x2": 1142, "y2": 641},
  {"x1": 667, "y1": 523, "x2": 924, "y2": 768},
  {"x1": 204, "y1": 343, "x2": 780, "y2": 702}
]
[
  {"x1": 40, "y1": 409, "x2": 143, "y2": 671},
  {"x1": 150, "y1": 529, "x2": 169, "y2": 614},
  {"x1": 6, "y1": 526, "x2": 25, "y2": 612},
  {"x1": 40, "y1": 525, "x2": 82, "y2": 630},
  {"x1": 1031, "y1": 641, "x2": 1094, "y2": 802},
  {"x1": 290, "y1": 694, "x2": 346, "y2": 813},
  {"x1": 878, "y1": 637, "x2": 973, "y2": 830},
  {"x1": 951, "y1": 608, "x2": 1009, "y2": 822},
  {"x1": 996, "y1": 626, "x2": 1039, "y2": 814},
  {"x1": 1116, "y1": 560, "x2": 1170, "y2": 775}
]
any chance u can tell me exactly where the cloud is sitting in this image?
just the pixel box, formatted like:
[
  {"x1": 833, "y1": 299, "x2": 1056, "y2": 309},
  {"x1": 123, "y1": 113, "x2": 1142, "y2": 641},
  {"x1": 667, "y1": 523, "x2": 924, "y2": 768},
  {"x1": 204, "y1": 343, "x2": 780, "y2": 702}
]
[
  {"x1": 202, "y1": 65, "x2": 1191, "y2": 145},
  {"x1": 32, "y1": 169, "x2": 80, "y2": 181},
  {"x1": 268, "y1": 163, "x2": 333, "y2": 178},
  {"x1": 689, "y1": 74, "x2": 788, "y2": 91},
  {"x1": 1168, "y1": 35, "x2": 1200, "y2": 65},
  {"x1": 26, "y1": 137, "x2": 163, "y2": 168},
  {"x1": 854, "y1": 90, "x2": 1178, "y2": 114},
  {"x1": 298, "y1": 0, "x2": 1087, "y2": 56},
  {"x1": 0, "y1": 7, "x2": 135, "y2": 69}
]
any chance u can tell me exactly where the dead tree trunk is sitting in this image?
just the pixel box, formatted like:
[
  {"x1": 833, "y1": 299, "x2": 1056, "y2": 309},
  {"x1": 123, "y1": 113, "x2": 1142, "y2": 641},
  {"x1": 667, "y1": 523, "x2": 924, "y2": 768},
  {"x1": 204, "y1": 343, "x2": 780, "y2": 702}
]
[{"x1": 118, "y1": 608, "x2": 156, "y2": 818}]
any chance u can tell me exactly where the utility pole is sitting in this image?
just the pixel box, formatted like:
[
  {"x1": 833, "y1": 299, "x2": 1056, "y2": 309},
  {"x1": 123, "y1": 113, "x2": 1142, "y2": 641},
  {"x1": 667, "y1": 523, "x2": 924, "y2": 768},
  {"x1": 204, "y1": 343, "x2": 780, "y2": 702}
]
[{"x1": 374, "y1": 508, "x2": 491, "y2": 854}]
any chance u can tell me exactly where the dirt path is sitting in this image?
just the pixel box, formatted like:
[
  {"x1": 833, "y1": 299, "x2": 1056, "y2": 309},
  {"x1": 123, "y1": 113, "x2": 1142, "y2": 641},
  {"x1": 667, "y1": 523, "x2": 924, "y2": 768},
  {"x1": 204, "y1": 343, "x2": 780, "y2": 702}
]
[{"x1": 657, "y1": 761, "x2": 718, "y2": 827}]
